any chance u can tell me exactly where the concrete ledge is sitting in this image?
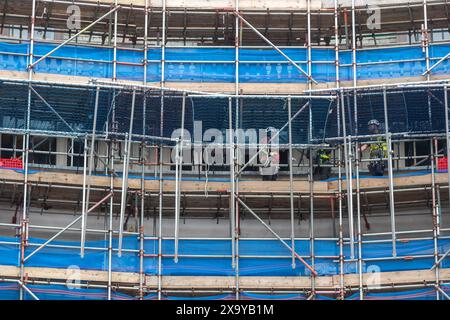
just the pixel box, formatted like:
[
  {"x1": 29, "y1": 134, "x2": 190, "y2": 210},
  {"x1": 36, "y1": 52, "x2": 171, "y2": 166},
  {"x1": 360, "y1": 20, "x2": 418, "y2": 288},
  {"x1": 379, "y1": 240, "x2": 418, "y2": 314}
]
[{"x1": 1, "y1": 70, "x2": 447, "y2": 95}]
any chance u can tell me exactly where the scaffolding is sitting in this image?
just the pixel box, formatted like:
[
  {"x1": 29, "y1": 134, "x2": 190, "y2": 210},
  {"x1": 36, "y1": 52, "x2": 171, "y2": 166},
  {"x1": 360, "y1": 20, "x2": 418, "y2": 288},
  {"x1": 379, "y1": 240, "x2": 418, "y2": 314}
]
[{"x1": 0, "y1": 0, "x2": 449, "y2": 300}]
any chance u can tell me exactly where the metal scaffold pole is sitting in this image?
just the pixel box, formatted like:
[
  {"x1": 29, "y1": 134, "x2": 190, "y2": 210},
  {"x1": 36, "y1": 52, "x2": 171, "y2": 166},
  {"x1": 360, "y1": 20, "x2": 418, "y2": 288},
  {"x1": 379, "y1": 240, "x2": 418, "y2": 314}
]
[
  {"x1": 444, "y1": 85, "x2": 450, "y2": 214},
  {"x1": 234, "y1": 0, "x2": 240, "y2": 300},
  {"x1": 1, "y1": 0, "x2": 450, "y2": 300},
  {"x1": 340, "y1": 92, "x2": 355, "y2": 259},
  {"x1": 174, "y1": 92, "x2": 186, "y2": 263},
  {"x1": 306, "y1": 0, "x2": 317, "y2": 299},
  {"x1": 228, "y1": 97, "x2": 236, "y2": 269},
  {"x1": 118, "y1": 90, "x2": 136, "y2": 255},
  {"x1": 431, "y1": 138, "x2": 441, "y2": 299},
  {"x1": 383, "y1": 88, "x2": 397, "y2": 256},
  {"x1": 107, "y1": 138, "x2": 115, "y2": 300},
  {"x1": 81, "y1": 86, "x2": 100, "y2": 257},
  {"x1": 28, "y1": 6, "x2": 121, "y2": 71},
  {"x1": 157, "y1": 143, "x2": 164, "y2": 300},
  {"x1": 334, "y1": 0, "x2": 345, "y2": 300},
  {"x1": 113, "y1": 0, "x2": 119, "y2": 81},
  {"x1": 140, "y1": 0, "x2": 150, "y2": 289},
  {"x1": 354, "y1": 128, "x2": 364, "y2": 300},
  {"x1": 350, "y1": 0, "x2": 364, "y2": 299},
  {"x1": 19, "y1": 0, "x2": 37, "y2": 300},
  {"x1": 336, "y1": 96, "x2": 346, "y2": 300},
  {"x1": 287, "y1": 96, "x2": 296, "y2": 269}
]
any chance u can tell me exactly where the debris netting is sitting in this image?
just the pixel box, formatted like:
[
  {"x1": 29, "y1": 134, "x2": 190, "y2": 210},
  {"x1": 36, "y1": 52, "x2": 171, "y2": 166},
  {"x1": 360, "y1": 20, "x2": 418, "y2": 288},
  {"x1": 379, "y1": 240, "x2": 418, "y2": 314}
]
[{"x1": 0, "y1": 82, "x2": 449, "y2": 144}]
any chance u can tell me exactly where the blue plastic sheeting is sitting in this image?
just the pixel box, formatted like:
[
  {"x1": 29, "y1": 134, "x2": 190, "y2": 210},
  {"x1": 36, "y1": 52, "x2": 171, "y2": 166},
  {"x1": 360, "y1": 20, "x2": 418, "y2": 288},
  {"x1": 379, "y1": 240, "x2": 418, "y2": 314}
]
[
  {"x1": 0, "y1": 283, "x2": 19, "y2": 300},
  {"x1": 0, "y1": 236, "x2": 449, "y2": 278},
  {"x1": 0, "y1": 41, "x2": 449, "y2": 83},
  {"x1": 240, "y1": 293, "x2": 306, "y2": 300},
  {"x1": 346, "y1": 285, "x2": 450, "y2": 300},
  {"x1": 2, "y1": 282, "x2": 449, "y2": 300},
  {"x1": 165, "y1": 294, "x2": 235, "y2": 300},
  {"x1": 0, "y1": 282, "x2": 131, "y2": 300},
  {"x1": 323, "y1": 170, "x2": 434, "y2": 182}
]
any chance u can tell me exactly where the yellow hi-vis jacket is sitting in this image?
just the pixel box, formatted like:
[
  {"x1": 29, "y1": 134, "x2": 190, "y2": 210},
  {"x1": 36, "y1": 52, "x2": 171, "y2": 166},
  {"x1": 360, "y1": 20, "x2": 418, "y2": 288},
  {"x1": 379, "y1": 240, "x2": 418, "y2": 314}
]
[{"x1": 369, "y1": 137, "x2": 388, "y2": 158}]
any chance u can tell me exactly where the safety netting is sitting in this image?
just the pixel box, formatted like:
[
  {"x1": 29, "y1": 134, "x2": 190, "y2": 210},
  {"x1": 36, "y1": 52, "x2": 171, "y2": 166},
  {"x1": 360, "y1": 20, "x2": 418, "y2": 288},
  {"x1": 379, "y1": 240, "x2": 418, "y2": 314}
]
[
  {"x1": 342, "y1": 87, "x2": 449, "y2": 136},
  {"x1": 0, "y1": 42, "x2": 448, "y2": 83},
  {"x1": 0, "y1": 82, "x2": 448, "y2": 145}
]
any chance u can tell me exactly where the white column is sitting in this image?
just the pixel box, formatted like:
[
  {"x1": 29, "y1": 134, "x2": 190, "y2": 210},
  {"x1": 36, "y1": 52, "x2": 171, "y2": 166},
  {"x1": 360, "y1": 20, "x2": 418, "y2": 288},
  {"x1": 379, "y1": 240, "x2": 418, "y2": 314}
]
[{"x1": 56, "y1": 138, "x2": 67, "y2": 167}]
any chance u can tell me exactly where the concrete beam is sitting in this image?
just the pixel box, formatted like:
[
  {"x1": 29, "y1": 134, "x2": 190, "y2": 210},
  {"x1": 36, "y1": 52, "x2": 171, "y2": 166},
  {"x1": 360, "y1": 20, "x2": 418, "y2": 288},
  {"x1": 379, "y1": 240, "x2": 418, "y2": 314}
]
[{"x1": 0, "y1": 70, "x2": 448, "y2": 96}]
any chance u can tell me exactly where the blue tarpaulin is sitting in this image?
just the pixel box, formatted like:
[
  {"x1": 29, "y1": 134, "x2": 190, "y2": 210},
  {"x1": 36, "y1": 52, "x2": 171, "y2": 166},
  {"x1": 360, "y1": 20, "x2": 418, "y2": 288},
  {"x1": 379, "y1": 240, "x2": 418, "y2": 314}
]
[
  {"x1": 1, "y1": 282, "x2": 448, "y2": 300},
  {"x1": 0, "y1": 236, "x2": 449, "y2": 277},
  {"x1": 0, "y1": 42, "x2": 448, "y2": 83},
  {"x1": 346, "y1": 285, "x2": 450, "y2": 300}
]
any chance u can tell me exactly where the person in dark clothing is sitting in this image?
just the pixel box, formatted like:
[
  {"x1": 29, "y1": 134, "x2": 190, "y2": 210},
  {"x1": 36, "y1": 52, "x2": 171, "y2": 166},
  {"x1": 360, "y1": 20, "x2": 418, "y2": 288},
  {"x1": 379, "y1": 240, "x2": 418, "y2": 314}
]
[
  {"x1": 360, "y1": 119, "x2": 387, "y2": 176},
  {"x1": 313, "y1": 148, "x2": 332, "y2": 180}
]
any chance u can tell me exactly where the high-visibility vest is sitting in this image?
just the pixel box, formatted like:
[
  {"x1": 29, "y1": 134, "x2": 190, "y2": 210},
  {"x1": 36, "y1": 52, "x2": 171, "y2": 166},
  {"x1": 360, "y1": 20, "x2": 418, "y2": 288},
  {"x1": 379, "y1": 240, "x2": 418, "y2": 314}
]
[
  {"x1": 369, "y1": 137, "x2": 387, "y2": 157},
  {"x1": 316, "y1": 150, "x2": 331, "y2": 165}
]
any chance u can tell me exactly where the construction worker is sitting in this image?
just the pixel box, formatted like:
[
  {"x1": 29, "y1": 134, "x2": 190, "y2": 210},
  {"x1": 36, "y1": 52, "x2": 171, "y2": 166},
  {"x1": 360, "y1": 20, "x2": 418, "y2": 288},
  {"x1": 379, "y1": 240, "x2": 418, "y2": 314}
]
[
  {"x1": 313, "y1": 148, "x2": 332, "y2": 180},
  {"x1": 259, "y1": 127, "x2": 280, "y2": 181},
  {"x1": 360, "y1": 119, "x2": 387, "y2": 176},
  {"x1": 260, "y1": 150, "x2": 280, "y2": 181}
]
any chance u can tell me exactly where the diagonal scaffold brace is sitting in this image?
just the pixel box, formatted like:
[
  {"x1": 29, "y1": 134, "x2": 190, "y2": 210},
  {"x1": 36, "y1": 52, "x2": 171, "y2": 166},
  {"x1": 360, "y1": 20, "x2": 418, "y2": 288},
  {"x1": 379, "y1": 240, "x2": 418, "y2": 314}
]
[
  {"x1": 233, "y1": 11, "x2": 318, "y2": 85},
  {"x1": 27, "y1": 5, "x2": 121, "y2": 71},
  {"x1": 236, "y1": 196, "x2": 318, "y2": 276}
]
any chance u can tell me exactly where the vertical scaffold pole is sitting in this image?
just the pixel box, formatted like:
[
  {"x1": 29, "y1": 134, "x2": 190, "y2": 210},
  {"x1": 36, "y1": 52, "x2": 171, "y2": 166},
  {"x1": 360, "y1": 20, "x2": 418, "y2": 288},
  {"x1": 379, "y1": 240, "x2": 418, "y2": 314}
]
[
  {"x1": 107, "y1": 139, "x2": 115, "y2": 300},
  {"x1": 157, "y1": 0, "x2": 167, "y2": 298},
  {"x1": 350, "y1": 0, "x2": 363, "y2": 298},
  {"x1": 107, "y1": 82, "x2": 117, "y2": 300},
  {"x1": 307, "y1": 0, "x2": 316, "y2": 298},
  {"x1": 444, "y1": 86, "x2": 450, "y2": 213},
  {"x1": 139, "y1": 98, "x2": 148, "y2": 299},
  {"x1": 354, "y1": 120, "x2": 364, "y2": 300},
  {"x1": 334, "y1": 0, "x2": 340, "y2": 89},
  {"x1": 431, "y1": 138, "x2": 441, "y2": 299},
  {"x1": 161, "y1": 0, "x2": 167, "y2": 91},
  {"x1": 20, "y1": 0, "x2": 36, "y2": 300},
  {"x1": 118, "y1": 90, "x2": 136, "y2": 256},
  {"x1": 287, "y1": 97, "x2": 296, "y2": 269},
  {"x1": 336, "y1": 96, "x2": 345, "y2": 300},
  {"x1": 174, "y1": 92, "x2": 186, "y2": 263},
  {"x1": 143, "y1": 0, "x2": 149, "y2": 88},
  {"x1": 340, "y1": 92, "x2": 355, "y2": 259},
  {"x1": 109, "y1": 1, "x2": 118, "y2": 276},
  {"x1": 228, "y1": 97, "x2": 236, "y2": 268},
  {"x1": 113, "y1": 0, "x2": 118, "y2": 81},
  {"x1": 157, "y1": 144, "x2": 164, "y2": 300},
  {"x1": 234, "y1": 0, "x2": 241, "y2": 300},
  {"x1": 81, "y1": 86, "x2": 100, "y2": 257},
  {"x1": 308, "y1": 145, "x2": 316, "y2": 298},
  {"x1": 335, "y1": 0, "x2": 345, "y2": 300},
  {"x1": 159, "y1": 0, "x2": 167, "y2": 180},
  {"x1": 383, "y1": 88, "x2": 397, "y2": 257},
  {"x1": 139, "y1": 0, "x2": 149, "y2": 292},
  {"x1": 423, "y1": 0, "x2": 433, "y2": 128},
  {"x1": 351, "y1": 0, "x2": 357, "y2": 90},
  {"x1": 140, "y1": 8, "x2": 150, "y2": 293}
]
